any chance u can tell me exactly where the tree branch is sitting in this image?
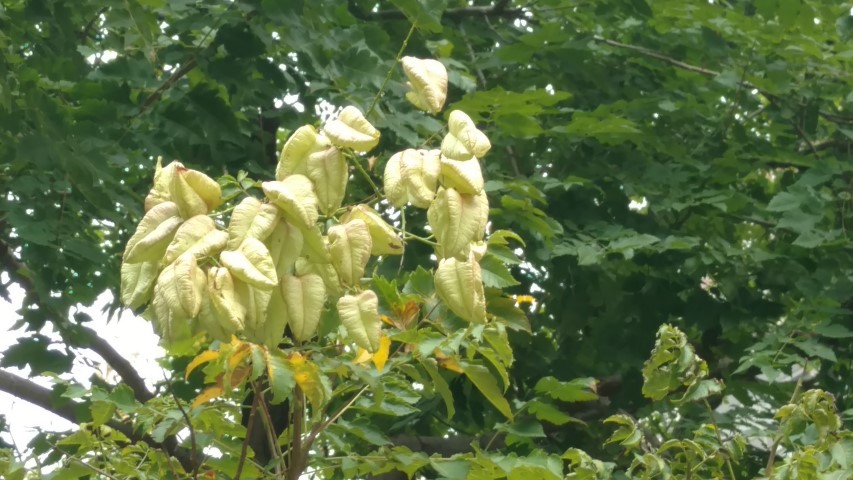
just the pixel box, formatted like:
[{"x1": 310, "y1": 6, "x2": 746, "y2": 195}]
[
  {"x1": 0, "y1": 368, "x2": 193, "y2": 471},
  {"x1": 592, "y1": 36, "x2": 853, "y2": 125},
  {"x1": 0, "y1": 238, "x2": 154, "y2": 404},
  {"x1": 348, "y1": 0, "x2": 524, "y2": 22}
]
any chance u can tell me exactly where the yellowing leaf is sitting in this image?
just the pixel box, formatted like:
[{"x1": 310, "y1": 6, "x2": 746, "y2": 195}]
[
  {"x1": 185, "y1": 350, "x2": 221, "y2": 380},
  {"x1": 263, "y1": 175, "x2": 319, "y2": 229},
  {"x1": 372, "y1": 335, "x2": 391, "y2": 371},
  {"x1": 354, "y1": 348, "x2": 373, "y2": 364},
  {"x1": 323, "y1": 106, "x2": 380, "y2": 152},
  {"x1": 434, "y1": 350, "x2": 464, "y2": 373},
  {"x1": 191, "y1": 385, "x2": 224, "y2": 410},
  {"x1": 337, "y1": 290, "x2": 382, "y2": 352},
  {"x1": 228, "y1": 342, "x2": 252, "y2": 371},
  {"x1": 402, "y1": 56, "x2": 448, "y2": 114}
]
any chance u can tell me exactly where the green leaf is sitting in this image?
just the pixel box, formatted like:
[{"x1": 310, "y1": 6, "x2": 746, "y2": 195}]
[
  {"x1": 389, "y1": 0, "x2": 447, "y2": 32},
  {"x1": 479, "y1": 254, "x2": 521, "y2": 288},
  {"x1": 266, "y1": 352, "x2": 295, "y2": 404},
  {"x1": 528, "y1": 400, "x2": 582, "y2": 426},
  {"x1": 815, "y1": 324, "x2": 853, "y2": 338},
  {"x1": 419, "y1": 358, "x2": 456, "y2": 419},
  {"x1": 462, "y1": 362, "x2": 513, "y2": 419},
  {"x1": 535, "y1": 377, "x2": 598, "y2": 403},
  {"x1": 430, "y1": 459, "x2": 470, "y2": 479},
  {"x1": 89, "y1": 401, "x2": 116, "y2": 427},
  {"x1": 403, "y1": 266, "x2": 435, "y2": 297}
]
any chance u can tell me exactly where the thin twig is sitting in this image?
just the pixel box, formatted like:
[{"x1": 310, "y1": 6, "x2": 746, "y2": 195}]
[
  {"x1": 366, "y1": 22, "x2": 417, "y2": 118},
  {"x1": 305, "y1": 385, "x2": 368, "y2": 447},
  {"x1": 235, "y1": 393, "x2": 260, "y2": 480},
  {"x1": 703, "y1": 399, "x2": 736, "y2": 480},
  {"x1": 766, "y1": 359, "x2": 809, "y2": 477},
  {"x1": 287, "y1": 386, "x2": 305, "y2": 480},
  {"x1": 166, "y1": 376, "x2": 200, "y2": 480},
  {"x1": 252, "y1": 381, "x2": 285, "y2": 475},
  {"x1": 77, "y1": 456, "x2": 121, "y2": 479}
]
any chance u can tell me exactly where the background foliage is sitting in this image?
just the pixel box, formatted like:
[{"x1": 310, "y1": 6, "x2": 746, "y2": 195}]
[{"x1": 2, "y1": 0, "x2": 853, "y2": 478}]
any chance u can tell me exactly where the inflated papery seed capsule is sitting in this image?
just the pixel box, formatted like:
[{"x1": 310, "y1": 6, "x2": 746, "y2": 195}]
[
  {"x1": 207, "y1": 266, "x2": 245, "y2": 333},
  {"x1": 383, "y1": 150, "x2": 409, "y2": 207},
  {"x1": 441, "y1": 110, "x2": 491, "y2": 161},
  {"x1": 120, "y1": 260, "x2": 159, "y2": 310},
  {"x1": 427, "y1": 187, "x2": 489, "y2": 259},
  {"x1": 337, "y1": 290, "x2": 381, "y2": 352},
  {"x1": 198, "y1": 285, "x2": 232, "y2": 343},
  {"x1": 439, "y1": 156, "x2": 483, "y2": 195},
  {"x1": 226, "y1": 197, "x2": 281, "y2": 250},
  {"x1": 162, "y1": 215, "x2": 228, "y2": 265},
  {"x1": 150, "y1": 253, "x2": 206, "y2": 345},
  {"x1": 328, "y1": 220, "x2": 372, "y2": 287},
  {"x1": 124, "y1": 201, "x2": 184, "y2": 264},
  {"x1": 295, "y1": 257, "x2": 342, "y2": 299},
  {"x1": 144, "y1": 157, "x2": 175, "y2": 212},
  {"x1": 340, "y1": 205, "x2": 403, "y2": 256},
  {"x1": 171, "y1": 162, "x2": 223, "y2": 218},
  {"x1": 300, "y1": 224, "x2": 331, "y2": 264},
  {"x1": 323, "y1": 106, "x2": 380, "y2": 152},
  {"x1": 236, "y1": 278, "x2": 273, "y2": 345},
  {"x1": 434, "y1": 252, "x2": 487, "y2": 324},
  {"x1": 306, "y1": 146, "x2": 347, "y2": 215},
  {"x1": 265, "y1": 219, "x2": 304, "y2": 278},
  {"x1": 410, "y1": 149, "x2": 442, "y2": 206},
  {"x1": 220, "y1": 237, "x2": 278, "y2": 289},
  {"x1": 262, "y1": 175, "x2": 319, "y2": 229},
  {"x1": 401, "y1": 56, "x2": 448, "y2": 114},
  {"x1": 276, "y1": 125, "x2": 330, "y2": 180},
  {"x1": 279, "y1": 274, "x2": 326, "y2": 343}
]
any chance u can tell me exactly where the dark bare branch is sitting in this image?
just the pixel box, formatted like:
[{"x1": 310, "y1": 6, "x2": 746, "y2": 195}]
[{"x1": 0, "y1": 368, "x2": 193, "y2": 471}]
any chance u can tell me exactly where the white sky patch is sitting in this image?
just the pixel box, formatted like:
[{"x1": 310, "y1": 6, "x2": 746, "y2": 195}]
[{"x1": 0, "y1": 286, "x2": 163, "y2": 460}]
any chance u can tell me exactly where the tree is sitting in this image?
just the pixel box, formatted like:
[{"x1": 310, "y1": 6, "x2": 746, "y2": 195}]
[{"x1": 2, "y1": 0, "x2": 853, "y2": 478}]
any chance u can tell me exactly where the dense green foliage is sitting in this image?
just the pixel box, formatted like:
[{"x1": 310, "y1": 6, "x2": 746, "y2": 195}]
[{"x1": 2, "y1": 0, "x2": 853, "y2": 478}]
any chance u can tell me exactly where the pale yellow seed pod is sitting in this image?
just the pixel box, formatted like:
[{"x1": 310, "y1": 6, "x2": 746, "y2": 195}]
[
  {"x1": 323, "y1": 106, "x2": 380, "y2": 152},
  {"x1": 340, "y1": 205, "x2": 403, "y2": 256},
  {"x1": 124, "y1": 201, "x2": 183, "y2": 264},
  {"x1": 337, "y1": 290, "x2": 381, "y2": 352},
  {"x1": 328, "y1": 220, "x2": 372, "y2": 287},
  {"x1": 276, "y1": 125, "x2": 330, "y2": 180},
  {"x1": 401, "y1": 56, "x2": 448, "y2": 114},
  {"x1": 220, "y1": 237, "x2": 278, "y2": 290},
  {"x1": 226, "y1": 197, "x2": 281, "y2": 250},
  {"x1": 427, "y1": 187, "x2": 489, "y2": 259},
  {"x1": 434, "y1": 252, "x2": 487, "y2": 324},
  {"x1": 441, "y1": 110, "x2": 491, "y2": 161},
  {"x1": 162, "y1": 215, "x2": 228, "y2": 265},
  {"x1": 263, "y1": 175, "x2": 319, "y2": 229},
  {"x1": 306, "y1": 146, "x2": 348, "y2": 215},
  {"x1": 265, "y1": 219, "x2": 304, "y2": 278}
]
